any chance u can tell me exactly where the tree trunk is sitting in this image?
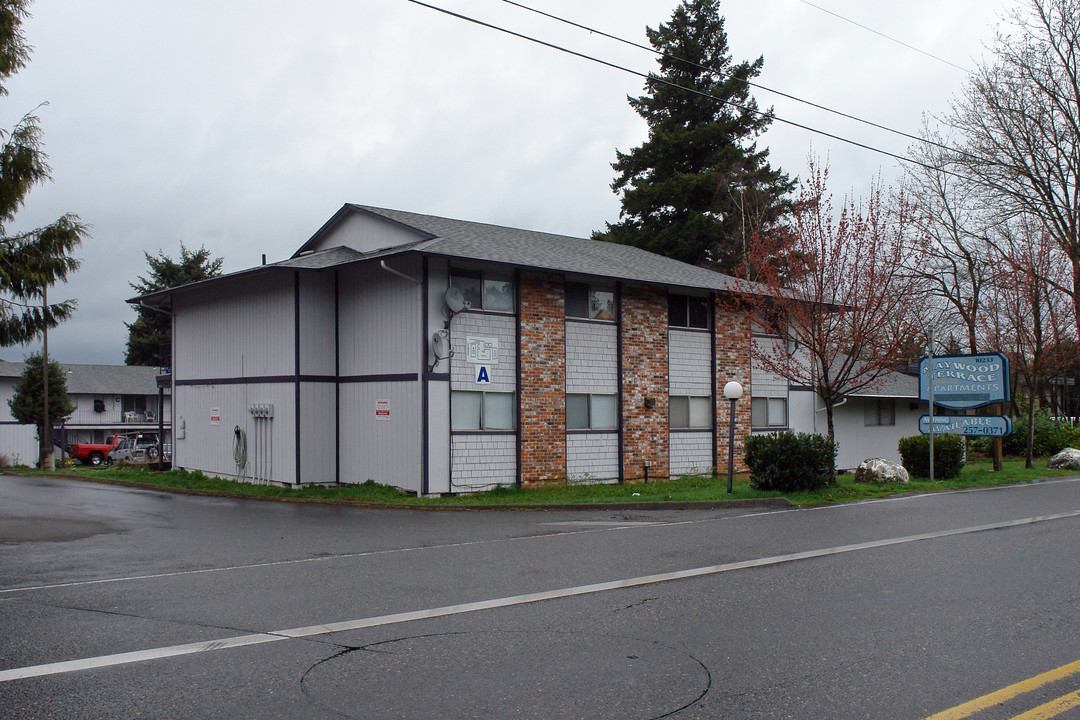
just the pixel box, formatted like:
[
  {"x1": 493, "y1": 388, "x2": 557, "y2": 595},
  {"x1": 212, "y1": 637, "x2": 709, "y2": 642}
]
[
  {"x1": 825, "y1": 401, "x2": 837, "y2": 483},
  {"x1": 1026, "y1": 393, "x2": 1035, "y2": 469}
]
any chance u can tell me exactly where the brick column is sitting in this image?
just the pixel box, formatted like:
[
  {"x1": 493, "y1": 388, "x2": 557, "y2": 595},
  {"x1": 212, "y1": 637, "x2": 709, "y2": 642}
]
[
  {"x1": 519, "y1": 272, "x2": 566, "y2": 484},
  {"x1": 715, "y1": 300, "x2": 752, "y2": 473},
  {"x1": 621, "y1": 285, "x2": 669, "y2": 481}
]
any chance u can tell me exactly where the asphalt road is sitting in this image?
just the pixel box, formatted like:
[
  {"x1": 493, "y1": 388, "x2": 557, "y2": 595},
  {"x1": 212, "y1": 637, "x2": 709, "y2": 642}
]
[{"x1": 1, "y1": 473, "x2": 1079, "y2": 719}]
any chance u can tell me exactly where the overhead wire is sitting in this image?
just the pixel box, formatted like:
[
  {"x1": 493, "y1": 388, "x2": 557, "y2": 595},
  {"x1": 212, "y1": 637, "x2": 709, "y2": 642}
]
[
  {"x1": 407, "y1": 0, "x2": 966, "y2": 178},
  {"x1": 795, "y1": 0, "x2": 970, "y2": 73},
  {"x1": 499, "y1": 0, "x2": 956, "y2": 154}
]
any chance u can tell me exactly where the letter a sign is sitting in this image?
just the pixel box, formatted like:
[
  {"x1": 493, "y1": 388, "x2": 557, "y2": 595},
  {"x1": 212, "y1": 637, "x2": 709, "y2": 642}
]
[{"x1": 475, "y1": 365, "x2": 492, "y2": 384}]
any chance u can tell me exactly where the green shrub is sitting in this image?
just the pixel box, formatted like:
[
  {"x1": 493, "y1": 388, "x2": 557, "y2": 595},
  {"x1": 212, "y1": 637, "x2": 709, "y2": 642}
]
[
  {"x1": 898, "y1": 434, "x2": 965, "y2": 479},
  {"x1": 1002, "y1": 410, "x2": 1080, "y2": 457},
  {"x1": 744, "y1": 431, "x2": 836, "y2": 492}
]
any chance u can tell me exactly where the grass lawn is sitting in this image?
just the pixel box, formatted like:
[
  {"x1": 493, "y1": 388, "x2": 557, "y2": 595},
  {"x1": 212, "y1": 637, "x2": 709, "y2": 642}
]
[{"x1": 11, "y1": 456, "x2": 1077, "y2": 509}]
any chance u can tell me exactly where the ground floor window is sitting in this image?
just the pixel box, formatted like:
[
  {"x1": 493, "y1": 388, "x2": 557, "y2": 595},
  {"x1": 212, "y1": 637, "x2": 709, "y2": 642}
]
[
  {"x1": 670, "y1": 396, "x2": 711, "y2": 428},
  {"x1": 864, "y1": 398, "x2": 896, "y2": 426},
  {"x1": 751, "y1": 397, "x2": 787, "y2": 428},
  {"x1": 451, "y1": 391, "x2": 515, "y2": 430},
  {"x1": 566, "y1": 393, "x2": 618, "y2": 430}
]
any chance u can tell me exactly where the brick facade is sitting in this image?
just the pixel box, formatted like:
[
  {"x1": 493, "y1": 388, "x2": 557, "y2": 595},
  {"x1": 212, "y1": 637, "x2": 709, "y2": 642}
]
[
  {"x1": 519, "y1": 272, "x2": 566, "y2": 484},
  {"x1": 620, "y1": 285, "x2": 670, "y2": 481},
  {"x1": 715, "y1": 299, "x2": 752, "y2": 473}
]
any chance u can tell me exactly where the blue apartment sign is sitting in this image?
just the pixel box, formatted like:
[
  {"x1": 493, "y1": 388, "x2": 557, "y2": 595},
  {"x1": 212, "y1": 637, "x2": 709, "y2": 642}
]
[
  {"x1": 919, "y1": 353, "x2": 1010, "y2": 409},
  {"x1": 919, "y1": 415, "x2": 1012, "y2": 437}
]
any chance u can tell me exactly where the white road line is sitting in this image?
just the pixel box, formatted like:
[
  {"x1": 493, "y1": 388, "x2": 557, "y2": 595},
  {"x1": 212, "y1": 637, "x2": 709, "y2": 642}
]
[
  {"x1": 4, "y1": 477, "x2": 1076, "y2": 595},
  {"x1": 3, "y1": 508, "x2": 1079, "y2": 683}
]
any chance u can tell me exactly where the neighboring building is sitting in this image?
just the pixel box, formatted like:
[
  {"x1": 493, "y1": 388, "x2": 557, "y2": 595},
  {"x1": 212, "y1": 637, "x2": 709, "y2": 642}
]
[
  {"x1": 133, "y1": 204, "x2": 925, "y2": 490},
  {"x1": 749, "y1": 332, "x2": 926, "y2": 470},
  {"x1": 0, "y1": 360, "x2": 171, "y2": 463}
]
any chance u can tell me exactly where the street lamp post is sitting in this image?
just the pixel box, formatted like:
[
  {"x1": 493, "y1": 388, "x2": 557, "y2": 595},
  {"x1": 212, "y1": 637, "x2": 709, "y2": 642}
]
[{"x1": 723, "y1": 381, "x2": 743, "y2": 493}]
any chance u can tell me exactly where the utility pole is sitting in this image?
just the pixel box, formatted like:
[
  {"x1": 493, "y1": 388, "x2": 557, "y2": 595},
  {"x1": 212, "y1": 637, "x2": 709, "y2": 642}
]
[{"x1": 41, "y1": 285, "x2": 53, "y2": 470}]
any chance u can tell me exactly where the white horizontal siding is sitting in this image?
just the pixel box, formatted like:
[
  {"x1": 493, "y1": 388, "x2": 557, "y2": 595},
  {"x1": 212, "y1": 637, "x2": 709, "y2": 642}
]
[
  {"x1": 751, "y1": 336, "x2": 788, "y2": 397},
  {"x1": 669, "y1": 330, "x2": 712, "y2": 396},
  {"x1": 450, "y1": 312, "x2": 517, "y2": 392},
  {"x1": 451, "y1": 434, "x2": 516, "y2": 491},
  {"x1": 670, "y1": 431, "x2": 714, "y2": 476},
  {"x1": 567, "y1": 432, "x2": 619, "y2": 483},
  {"x1": 566, "y1": 322, "x2": 617, "y2": 394}
]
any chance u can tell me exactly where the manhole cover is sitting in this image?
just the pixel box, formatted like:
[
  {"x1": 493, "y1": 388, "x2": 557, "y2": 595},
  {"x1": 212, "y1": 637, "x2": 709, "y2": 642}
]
[{"x1": 302, "y1": 630, "x2": 710, "y2": 719}]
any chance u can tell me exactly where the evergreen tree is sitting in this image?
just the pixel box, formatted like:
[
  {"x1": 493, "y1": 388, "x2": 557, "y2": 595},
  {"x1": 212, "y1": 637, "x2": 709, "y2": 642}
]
[
  {"x1": 594, "y1": 0, "x2": 792, "y2": 273},
  {"x1": 8, "y1": 350, "x2": 74, "y2": 452},
  {"x1": 0, "y1": 0, "x2": 86, "y2": 345},
  {"x1": 125, "y1": 245, "x2": 223, "y2": 365}
]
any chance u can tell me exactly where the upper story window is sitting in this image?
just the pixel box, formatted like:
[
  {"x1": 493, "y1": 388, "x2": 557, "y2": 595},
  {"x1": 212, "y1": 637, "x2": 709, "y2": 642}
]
[
  {"x1": 751, "y1": 397, "x2": 788, "y2": 429},
  {"x1": 669, "y1": 294, "x2": 710, "y2": 329},
  {"x1": 450, "y1": 269, "x2": 514, "y2": 313},
  {"x1": 566, "y1": 283, "x2": 616, "y2": 321}
]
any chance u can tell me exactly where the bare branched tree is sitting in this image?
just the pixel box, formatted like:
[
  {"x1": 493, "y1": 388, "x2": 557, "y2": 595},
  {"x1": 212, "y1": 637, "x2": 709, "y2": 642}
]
[
  {"x1": 945, "y1": 0, "x2": 1080, "y2": 340},
  {"x1": 737, "y1": 157, "x2": 929, "y2": 441},
  {"x1": 906, "y1": 124, "x2": 995, "y2": 355}
]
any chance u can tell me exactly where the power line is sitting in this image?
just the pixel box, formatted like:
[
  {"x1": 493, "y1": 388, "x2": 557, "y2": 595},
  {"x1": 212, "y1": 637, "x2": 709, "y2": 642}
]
[
  {"x1": 408, "y1": 0, "x2": 963, "y2": 178},
  {"x1": 499, "y1": 0, "x2": 950, "y2": 154},
  {"x1": 796, "y1": 0, "x2": 969, "y2": 73}
]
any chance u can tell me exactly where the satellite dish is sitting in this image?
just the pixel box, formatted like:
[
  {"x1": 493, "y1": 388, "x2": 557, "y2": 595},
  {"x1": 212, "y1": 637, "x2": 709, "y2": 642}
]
[
  {"x1": 445, "y1": 286, "x2": 469, "y2": 313},
  {"x1": 431, "y1": 332, "x2": 449, "y2": 358}
]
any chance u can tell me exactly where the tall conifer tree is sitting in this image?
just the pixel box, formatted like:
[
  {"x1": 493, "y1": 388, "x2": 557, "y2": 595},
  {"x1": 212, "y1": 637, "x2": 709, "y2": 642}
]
[
  {"x1": 594, "y1": 0, "x2": 792, "y2": 273},
  {"x1": 125, "y1": 245, "x2": 223, "y2": 366}
]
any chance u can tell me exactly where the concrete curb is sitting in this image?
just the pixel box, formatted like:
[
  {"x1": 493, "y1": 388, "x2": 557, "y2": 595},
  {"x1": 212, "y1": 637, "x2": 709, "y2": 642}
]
[{"x1": 13, "y1": 472, "x2": 795, "y2": 512}]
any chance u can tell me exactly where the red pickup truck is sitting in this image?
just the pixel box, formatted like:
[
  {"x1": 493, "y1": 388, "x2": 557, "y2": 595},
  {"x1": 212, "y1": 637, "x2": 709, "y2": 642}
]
[{"x1": 67, "y1": 436, "x2": 123, "y2": 466}]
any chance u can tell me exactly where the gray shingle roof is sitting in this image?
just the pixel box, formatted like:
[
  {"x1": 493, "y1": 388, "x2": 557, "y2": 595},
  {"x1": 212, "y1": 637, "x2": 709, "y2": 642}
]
[
  {"x1": 848, "y1": 369, "x2": 919, "y2": 399},
  {"x1": 0, "y1": 360, "x2": 164, "y2": 395},
  {"x1": 340, "y1": 205, "x2": 767, "y2": 295},
  {"x1": 134, "y1": 203, "x2": 772, "y2": 307}
]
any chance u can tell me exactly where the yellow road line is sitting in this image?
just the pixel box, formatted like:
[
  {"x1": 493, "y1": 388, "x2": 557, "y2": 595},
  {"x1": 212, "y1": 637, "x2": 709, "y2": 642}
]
[
  {"x1": 923, "y1": 659, "x2": 1080, "y2": 720},
  {"x1": 1010, "y1": 689, "x2": 1080, "y2": 720}
]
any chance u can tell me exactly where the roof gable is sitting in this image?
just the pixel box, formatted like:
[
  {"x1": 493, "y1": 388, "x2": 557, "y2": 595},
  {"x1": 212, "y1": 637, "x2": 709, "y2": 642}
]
[{"x1": 294, "y1": 204, "x2": 435, "y2": 257}]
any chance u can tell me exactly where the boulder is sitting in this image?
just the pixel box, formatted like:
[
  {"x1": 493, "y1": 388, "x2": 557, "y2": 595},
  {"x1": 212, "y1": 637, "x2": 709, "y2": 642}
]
[
  {"x1": 854, "y1": 457, "x2": 909, "y2": 484},
  {"x1": 1047, "y1": 447, "x2": 1080, "y2": 470}
]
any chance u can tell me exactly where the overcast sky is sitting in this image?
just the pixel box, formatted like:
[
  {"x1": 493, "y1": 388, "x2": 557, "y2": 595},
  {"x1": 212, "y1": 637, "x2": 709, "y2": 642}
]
[{"x1": 2, "y1": 0, "x2": 1009, "y2": 365}]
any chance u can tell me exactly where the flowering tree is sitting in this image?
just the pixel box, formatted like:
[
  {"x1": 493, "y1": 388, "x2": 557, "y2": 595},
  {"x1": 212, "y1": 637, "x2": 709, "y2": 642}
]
[
  {"x1": 979, "y1": 215, "x2": 1076, "y2": 467},
  {"x1": 738, "y1": 157, "x2": 929, "y2": 440}
]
